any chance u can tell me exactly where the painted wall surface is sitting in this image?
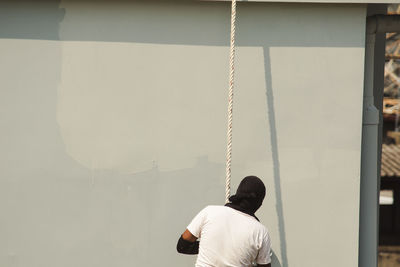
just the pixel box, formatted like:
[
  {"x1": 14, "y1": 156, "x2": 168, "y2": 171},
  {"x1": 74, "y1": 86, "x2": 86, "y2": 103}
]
[{"x1": 0, "y1": 1, "x2": 365, "y2": 267}]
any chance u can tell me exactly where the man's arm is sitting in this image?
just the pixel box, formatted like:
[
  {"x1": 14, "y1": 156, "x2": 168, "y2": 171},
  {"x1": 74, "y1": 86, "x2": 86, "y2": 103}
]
[
  {"x1": 182, "y1": 229, "x2": 197, "y2": 242},
  {"x1": 255, "y1": 231, "x2": 272, "y2": 267},
  {"x1": 176, "y1": 229, "x2": 199, "y2": 254},
  {"x1": 177, "y1": 207, "x2": 208, "y2": 255}
]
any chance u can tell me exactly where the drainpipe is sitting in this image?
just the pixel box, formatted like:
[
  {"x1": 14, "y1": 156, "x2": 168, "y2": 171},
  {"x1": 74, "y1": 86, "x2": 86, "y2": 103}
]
[{"x1": 359, "y1": 14, "x2": 400, "y2": 267}]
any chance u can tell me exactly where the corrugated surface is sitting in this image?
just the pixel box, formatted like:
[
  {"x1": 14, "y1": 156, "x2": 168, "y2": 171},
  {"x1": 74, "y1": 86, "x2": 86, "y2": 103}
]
[{"x1": 381, "y1": 144, "x2": 400, "y2": 177}]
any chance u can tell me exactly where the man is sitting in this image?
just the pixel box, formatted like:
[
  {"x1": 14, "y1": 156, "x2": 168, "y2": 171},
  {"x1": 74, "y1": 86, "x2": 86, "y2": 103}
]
[{"x1": 177, "y1": 176, "x2": 271, "y2": 267}]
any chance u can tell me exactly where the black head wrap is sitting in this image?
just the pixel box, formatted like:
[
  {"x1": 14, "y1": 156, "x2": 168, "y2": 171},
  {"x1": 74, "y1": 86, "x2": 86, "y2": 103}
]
[{"x1": 225, "y1": 176, "x2": 266, "y2": 221}]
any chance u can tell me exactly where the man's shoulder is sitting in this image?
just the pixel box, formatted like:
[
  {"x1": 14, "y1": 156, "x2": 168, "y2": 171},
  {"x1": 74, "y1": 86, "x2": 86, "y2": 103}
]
[
  {"x1": 243, "y1": 215, "x2": 269, "y2": 235},
  {"x1": 198, "y1": 205, "x2": 231, "y2": 217},
  {"x1": 258, "y1": 223, "x2": 269, "y2": 235},
  {"x1": 202, "y1": 205, "x2": 226, "y2": 212}
]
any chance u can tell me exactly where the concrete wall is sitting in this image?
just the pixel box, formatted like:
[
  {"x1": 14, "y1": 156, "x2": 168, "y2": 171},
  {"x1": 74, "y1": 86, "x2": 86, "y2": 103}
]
[{"x1": 0, "y1": 1, "x2": 366, "y2": 267}]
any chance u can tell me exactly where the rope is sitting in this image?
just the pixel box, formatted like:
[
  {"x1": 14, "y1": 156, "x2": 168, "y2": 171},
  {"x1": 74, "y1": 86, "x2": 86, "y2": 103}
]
[{"x1": 225, "y1": 0, "x2": 237, "y2": 204}]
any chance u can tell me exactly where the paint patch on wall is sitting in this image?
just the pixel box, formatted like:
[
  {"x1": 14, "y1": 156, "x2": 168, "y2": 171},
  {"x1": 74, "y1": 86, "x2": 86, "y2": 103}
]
[{"x1": 56, "y1": 42, "x2": 269, "y2": 173}]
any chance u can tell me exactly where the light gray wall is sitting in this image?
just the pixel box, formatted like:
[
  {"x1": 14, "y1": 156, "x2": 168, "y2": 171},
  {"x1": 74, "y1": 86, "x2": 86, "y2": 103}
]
[{"x1": 0, "y1": 1, "x2": 366, "y2": 267}]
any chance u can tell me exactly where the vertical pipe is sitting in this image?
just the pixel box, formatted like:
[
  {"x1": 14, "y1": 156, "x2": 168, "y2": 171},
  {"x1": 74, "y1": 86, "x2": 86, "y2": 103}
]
[
  {"x1": 372, "y1": 7, "x2": 387, "y2": 256},
  {"x1": 359, "y1": 31, "x2": 380, "y2": 267}
]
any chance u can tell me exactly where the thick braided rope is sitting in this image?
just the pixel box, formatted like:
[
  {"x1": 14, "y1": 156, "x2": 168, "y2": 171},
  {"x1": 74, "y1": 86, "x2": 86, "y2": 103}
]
[{"x1": 225, "y1": 0, "x2": 237, "y2": 204}]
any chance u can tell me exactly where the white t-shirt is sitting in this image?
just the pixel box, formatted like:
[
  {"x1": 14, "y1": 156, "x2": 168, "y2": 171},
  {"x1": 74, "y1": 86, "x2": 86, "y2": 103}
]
[{"x1": 187, "y1": 205, "x2": 271, "y2": 267}]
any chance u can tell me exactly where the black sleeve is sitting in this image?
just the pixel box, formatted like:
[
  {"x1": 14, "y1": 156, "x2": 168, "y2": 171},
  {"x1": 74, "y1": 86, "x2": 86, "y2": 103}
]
[{"x1": 176, "y1": 236, "x2": 199, "y2": 254}]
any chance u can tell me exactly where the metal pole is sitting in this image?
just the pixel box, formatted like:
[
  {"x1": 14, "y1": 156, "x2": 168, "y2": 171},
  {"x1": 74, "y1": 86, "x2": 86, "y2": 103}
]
[
  {"x1": 359, "y1": 30, "x2": 380, "y2": 267},
  {"x1": 359, "y1": 14, "x2": 400, "y2": 267}
]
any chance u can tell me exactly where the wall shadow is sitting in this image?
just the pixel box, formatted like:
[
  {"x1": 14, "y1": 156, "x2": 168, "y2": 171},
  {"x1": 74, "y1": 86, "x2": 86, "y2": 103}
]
[
  {"x1": 0, "y1": 1, "x2": 364, "y2": 48},
  {"x1": 0, "y1": 0, "x2": 65, "y2": 40},
  {"x1": 271, "y1": 249, "x2": 283, "y2": 267},
  {"x1": 263, "y1": 48, "x2": 288, "y2": 267}
]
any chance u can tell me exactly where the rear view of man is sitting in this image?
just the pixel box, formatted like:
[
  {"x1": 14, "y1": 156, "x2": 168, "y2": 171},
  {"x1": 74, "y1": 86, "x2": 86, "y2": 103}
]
[{"x1": 177, "y1": 176, "x2": 271, "y2": 267}]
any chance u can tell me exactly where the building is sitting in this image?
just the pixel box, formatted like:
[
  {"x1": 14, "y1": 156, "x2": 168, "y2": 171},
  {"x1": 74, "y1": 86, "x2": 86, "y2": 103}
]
[
  {"x1": 0, "y1": 1, "x2": 398, "y2": 267},
  {"x1": 380, "y1": 144, "x2": 400, "y2": 245}
]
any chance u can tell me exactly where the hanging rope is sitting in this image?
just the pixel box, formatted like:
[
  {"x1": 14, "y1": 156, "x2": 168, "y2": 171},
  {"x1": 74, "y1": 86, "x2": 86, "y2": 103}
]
[{"x1": 225, "y1": 0, "x2": 237, "y2": 204}]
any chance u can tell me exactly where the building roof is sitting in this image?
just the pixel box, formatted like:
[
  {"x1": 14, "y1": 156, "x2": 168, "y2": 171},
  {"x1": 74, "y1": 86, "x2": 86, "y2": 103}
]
[{"x1": 381, "y1": 144, "x2": 400, "y2": 177}]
